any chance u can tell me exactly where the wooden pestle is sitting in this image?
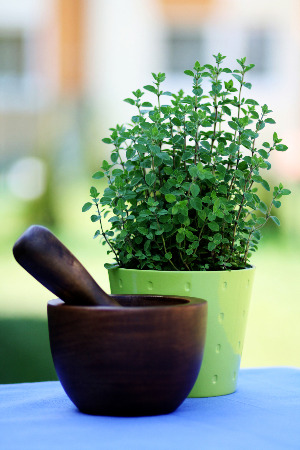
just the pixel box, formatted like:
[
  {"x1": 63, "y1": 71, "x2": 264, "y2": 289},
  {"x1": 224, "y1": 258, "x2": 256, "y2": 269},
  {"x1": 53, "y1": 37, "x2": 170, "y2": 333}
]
[{"x1": 13, "y1": 225, "x2": 120, "y2": 307}]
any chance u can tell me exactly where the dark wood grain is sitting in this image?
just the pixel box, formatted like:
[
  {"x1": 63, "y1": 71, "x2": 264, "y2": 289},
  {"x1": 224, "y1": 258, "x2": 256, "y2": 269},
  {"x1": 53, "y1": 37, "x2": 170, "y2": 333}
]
[
  {"x1": 48, "y1": 295, "x2": 207, "y2": 416},
  {"x1": 13, "y1": 225, "x2": 120, "y2": 307}
]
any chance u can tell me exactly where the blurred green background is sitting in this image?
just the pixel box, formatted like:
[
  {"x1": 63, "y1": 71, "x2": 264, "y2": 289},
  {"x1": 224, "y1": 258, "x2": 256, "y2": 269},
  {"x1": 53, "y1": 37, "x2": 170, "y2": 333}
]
[{"x1": 1, "y1": 0, "x2": 300, "y2": 383}]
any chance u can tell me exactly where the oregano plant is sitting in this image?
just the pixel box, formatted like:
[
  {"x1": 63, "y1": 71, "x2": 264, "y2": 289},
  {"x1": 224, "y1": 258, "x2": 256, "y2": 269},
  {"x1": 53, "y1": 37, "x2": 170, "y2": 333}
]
[{"x1": 83, "y1": 53, "x2": 291, "y2": 271}]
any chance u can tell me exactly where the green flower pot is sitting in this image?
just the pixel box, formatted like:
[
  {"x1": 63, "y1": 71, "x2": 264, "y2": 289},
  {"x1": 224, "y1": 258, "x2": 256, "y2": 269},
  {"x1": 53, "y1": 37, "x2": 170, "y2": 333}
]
[{"x1": 108, "y1": 267, "x2": 255, "y2": 397}]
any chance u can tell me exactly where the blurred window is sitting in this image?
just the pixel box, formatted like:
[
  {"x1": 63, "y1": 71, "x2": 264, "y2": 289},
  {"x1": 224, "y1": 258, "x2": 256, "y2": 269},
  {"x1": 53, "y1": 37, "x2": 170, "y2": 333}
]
[
  {"x1": 0, "y1": 32, "x2": 25, "y2": 77},
  {"x1": 246, "y1": 30, "x2": 272, "y2": 75},
  {"x1": 166, "y1": 28, "x2": 203, "y2": 73},
  {"x1": 0, "y1": 30, "x2": 42, "y2": 110},
  {"x1": 0, "y1": 30, "x2": 29, "y2": 103}
]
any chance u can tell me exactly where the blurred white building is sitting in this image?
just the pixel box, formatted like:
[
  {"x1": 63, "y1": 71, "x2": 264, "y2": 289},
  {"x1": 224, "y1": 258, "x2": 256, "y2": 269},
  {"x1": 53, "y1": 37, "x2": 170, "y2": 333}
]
[{"x1": 0, "y1": 0, "x2": 299, "y2": 186}]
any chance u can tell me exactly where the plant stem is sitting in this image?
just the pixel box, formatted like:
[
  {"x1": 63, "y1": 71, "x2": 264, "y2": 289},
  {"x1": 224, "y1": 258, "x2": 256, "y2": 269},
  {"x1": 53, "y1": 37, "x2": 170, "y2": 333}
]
[
  {"x1": 96, "y1": 203, "x2": 121, "y2": 265},
  {"x1": 234, "y1": 70, "x2": 245, "y2": 141},
  {"x1": 153, "y1": 211, "x2": 179, "y2": 270},
  {"x1": 192, "y1": 219, "x2": 207, "y2": 257},
  {"x1": 179, "y1": 248, "x2": 191, "y2": 271},
  {"x1": 210, "y1": 63, "x2": 220, "y2": 165}
]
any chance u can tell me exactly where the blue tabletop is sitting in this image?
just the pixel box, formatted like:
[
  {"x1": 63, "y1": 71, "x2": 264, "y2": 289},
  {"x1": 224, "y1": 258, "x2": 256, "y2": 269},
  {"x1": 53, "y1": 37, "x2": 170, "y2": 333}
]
[{"x1": 0, "y1": 368, "x2": 299, "y2": 450}]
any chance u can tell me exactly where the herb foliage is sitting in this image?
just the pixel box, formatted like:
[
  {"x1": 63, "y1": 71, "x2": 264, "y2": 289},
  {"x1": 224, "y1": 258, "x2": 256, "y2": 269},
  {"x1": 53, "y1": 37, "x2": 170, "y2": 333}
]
[{"x1": 83, "y1": 54, "x2": 291, "y2": 271}]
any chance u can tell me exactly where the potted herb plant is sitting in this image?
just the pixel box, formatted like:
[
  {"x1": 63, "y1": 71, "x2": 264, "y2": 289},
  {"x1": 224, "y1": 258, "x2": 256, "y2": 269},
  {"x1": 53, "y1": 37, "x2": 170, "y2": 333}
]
[{"x1": 83, "y1": 53, "x2": 290, "y2": 397}]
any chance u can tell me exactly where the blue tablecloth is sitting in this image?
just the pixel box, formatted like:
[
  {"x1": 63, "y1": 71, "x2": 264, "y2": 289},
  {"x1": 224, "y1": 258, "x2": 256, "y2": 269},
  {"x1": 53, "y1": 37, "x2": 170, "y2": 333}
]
[{"x1": 0, "y1": 368, "x2": 299, "y2": 450}]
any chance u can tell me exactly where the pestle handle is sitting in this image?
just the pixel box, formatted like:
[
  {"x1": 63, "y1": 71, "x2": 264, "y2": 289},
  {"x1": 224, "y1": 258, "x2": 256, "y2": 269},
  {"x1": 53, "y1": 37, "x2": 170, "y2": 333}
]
[{"x1": 13, "y1": 225, "x2": 120, "y2": 307}]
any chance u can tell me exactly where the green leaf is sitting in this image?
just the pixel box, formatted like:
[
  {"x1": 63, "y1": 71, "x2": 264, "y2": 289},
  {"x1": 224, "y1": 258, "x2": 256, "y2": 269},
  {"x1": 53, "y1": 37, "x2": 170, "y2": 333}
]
[
  {"x1": 238, "y1": 161, "x2": 247, "y2": 171},
  {"x1": 265, "y1": 118, "x2": 276, "y2": 124},
  {"x1": 102, "y1": 138, "x2": 112, "y2": 144},
  {"x1": 218, "y1": 185, "x2": 227, "y2": 195},
  {"x1": 245, "y1": 192, "x2": 253, "y2": 202},
  {"x1": 245, "y1": 99, "x2": 259, "y2": 105},
  {"x1": 111, "y1": 153, "x2": 119, "y2": 163},
  {"x1": 124, "y1": 98, "x2": 135, "y2": 105},
  {"x1": 190, "y1": 197, "x2": 202, "y2": 211},
  {"x1": 252, "y1": 230, "x2": 261, "y2": 240},
  {"x1": 112, "y1": 168, "x2": 123, "y2": 176},
  {"x1": 245, "y1": 63, "x2": 255, "y2": 72},
  {"x1": 202, "y1": 119, "x2": 212, "y2": 127},
  {"x1": 141, "y1": 102, "x2": 153, "y2": 107},
  {"x1": 201, "y1": 141, "x2": 211, "y2": 151},
  {"x1": 216, "y1": 164, "x2": 226, "y2": 176},
  {"x1": 126, "y1": 148, "x2": 135, "y2": 159},
  {"x1": 138, "y1": 227, "x2": 149, "y2": 235},
  {"x1": 182, "y1": 151, "x2": 194, "y2": 161},
  {"x1": 101, "y1": 160, "x2": 111, "y2": 171},
  {"x1": 213, "y1": 233, "x2": 222, "y2": 244},
  {"x1": 233, "y1": 74, "x2": 242, "y2": 83},
  {"x1": 256, "y1": 217, "x2": 266, "y2": 226},
  {"x1": 171, "y1": 117, "x2": 182, "y2": 127},
  {"x1": 165, "y1": 194, "x2": 176, "y2": 203},
  {"x1": 132, "y1": 89, "x2": 143, "y2": 98},
  {"x1": 145, "y1": 172, "x2": 156, "y2": 186},
  {"x1": 228, "y1": 121, "x2": 238, "y2": 130},
  {"x1": 165, "y1": 252, "x2": 173, "y2": 260},
  {"x1": 281, "y1": 189, "x2": 291, "y2": 195},
  {"x1": 134, "y1": 143, "x2": 147, "y2": 153},
  {"x1": 258, "y1": 149, "x2": 269, "y2": 159},
  {"x1": 190, "y1": 183, "x2": 200, "y2": 197},
  {"x1": 91, "y1": 214, "x2": 100, "y2": 222},
  {"x1": 276, "y1": 144, "x2": 288, "y2": 152},
  {"x1": 193, "y1": 87, "x2": 204, "y2": 96},
  {"x1": 270, "y1": 216, "x2": 280, "y2": 226},
  {"x1": 82, "y1": 202, "x2": 92, "y2": 212},
  {"x1": 90, "y1": 186, "x2": 98, "y2": 198},
  {"x1": 176, "y1": 232, "x2": 185, "y2": 244},
  {"x1": 208, "y1": 222, "x2": 219, "y2": 231},
  {"x1": 197, "y1": 210, "x2": 206, "y2": 222},
  {"x1": 222, "y1": 105, "x2": 231, "y2": 116},
  {"x1": 250, "y1": 111, "x2": 259, "y2": 119},
  {"x1": 242, "y1": 139, "x2": 251, "y2": 149},
  {"x1": 103, "y1": 187, "x2": 115, "y2": 198},
  {"x1": 244, "y1": 82, "x2": 252, "y2": 89},
  {"x1": 258, "y1": 201, "x2": 268, "y2": 214},
  {"x1": 100, "y1": 197, "x2": 111, "y2": 206},
  {"x1": 208, "y1": 242, "x2": 216, "y2": 251},
  {"x1": 92, "y1": 171, "x2": 105, "y2": 179},
  {"x1": 131, "y1": 176, "x2": 142, "y2": 186},
  {"x1": 104, "y1": 263, "x2": 119, "y2": 270},
  {"x1": 108, "y1": 216, "x2": 120, "y2": 223},
  {"x1": 188, "y1": 165, "x2": 199, "y2": 178},
  {"x1": 93, "y1": 230, "x2": 100, "y2": 239},
  {"x1": 184, "y1": 69, "x2": 194, "y2": 77},
  {"x1": 261, "y1": 180, "x2": 270, "y2": 191},
  {"x1": 244, "y1": 129, "x2": 258, "y2": 139},
  {"x1": 272, "y1": 199, "x2": 281, "y2": 208},
  {"x1": 143, "y1": 85, "x2": 157, "y2": 94}
]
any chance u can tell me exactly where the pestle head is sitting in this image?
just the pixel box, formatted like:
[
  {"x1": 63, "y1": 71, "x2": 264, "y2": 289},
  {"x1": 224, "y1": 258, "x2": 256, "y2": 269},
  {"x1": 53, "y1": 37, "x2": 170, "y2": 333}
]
[{"x1": 13, "y1": 225, "x2": 120, "y2": 307}]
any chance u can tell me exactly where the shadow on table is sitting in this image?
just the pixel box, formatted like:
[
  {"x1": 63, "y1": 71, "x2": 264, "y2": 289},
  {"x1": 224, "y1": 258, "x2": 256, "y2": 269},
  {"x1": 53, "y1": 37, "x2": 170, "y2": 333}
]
[{"x1": 0, "y1": 317, "x2": 58, "y2": 383}]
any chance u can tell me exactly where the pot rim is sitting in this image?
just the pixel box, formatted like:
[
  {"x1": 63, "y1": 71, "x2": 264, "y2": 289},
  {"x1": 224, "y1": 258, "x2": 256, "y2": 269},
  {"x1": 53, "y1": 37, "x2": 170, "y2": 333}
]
[
  {"x1": 47, "y1": 296, "x2": 207, "y2": 311},
  {"x1": 107, "y1": 265, "x2": 255, "y2": 275}
]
